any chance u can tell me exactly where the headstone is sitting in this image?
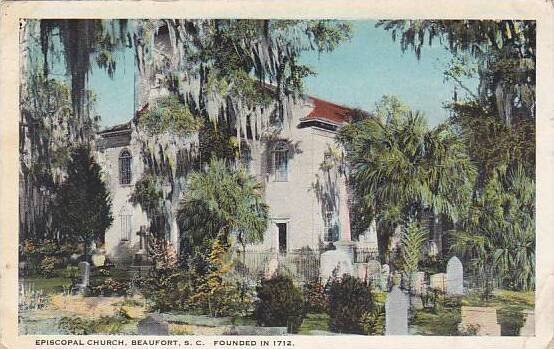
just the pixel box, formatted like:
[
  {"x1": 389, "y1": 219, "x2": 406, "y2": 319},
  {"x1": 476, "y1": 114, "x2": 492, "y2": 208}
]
[
  {"x1": 426, "y1": 240, "x2": 439, "y2": 258},
  {"x1": 519, "y1": 310, "x2": 535, "y2": 336},
  {"x1": 355, "y1": 263, "x2": 368, "y2": 282},
  {"x1": 358, "y1": 220, "x2": 378, "y2": 249},
  {"x1": 430, "y1": 273, "x2": 447, "y2": 293},
  {"x1": 226, "y1": 326, "x2": 287, "y2": 336},
  {"x1": 409, "y1": 272, "x2": 426, "y2": 295},
  {"x1": 410, "y1": 295, "x2": 424, "y2": 310},
  {"x1": 264, "y1": 257, "x2": 280, "y2": 279},
  {"x1": 320, "y1": 249, "x2": 354, "y2": 282},
  {"x1": 459, "y1": 306, "x2": 501, "y2": 336},
  {"x1": 366, "y1": 260, "x2": 381, "y2": 284},
  {"x1": 71, "y1": 261, "x2": 90, "y2": 295},
  {"x1": 91, "y1": 249, "x2": 106, "y2": 267},
  {"x1": 135, "y1": 226, "x2": 150, "y2": 265},
  {"x1": 137, "y1": 314, "x2": 169, "y2": 335},
  {"x1": 380, "y1": 264, "x2": 390, "y2": 290},
  {"x1": 385, "y1": 286, "x2": 409, "y2": 335},
  {"x1": 446, "y1": 256, "x2": 464, "y2": 295},
  {"x1": 78, "y1": 261, "x2": 90, "y2": 287}
]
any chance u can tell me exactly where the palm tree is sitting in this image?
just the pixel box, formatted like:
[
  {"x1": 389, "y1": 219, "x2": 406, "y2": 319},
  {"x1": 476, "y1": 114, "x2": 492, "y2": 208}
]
[
  {"x1": 338, "y1": 97, "x2": 476, "y2": 259},
  {"x1": 177, "y1": 158, "x2": 269, "y2": 254}
]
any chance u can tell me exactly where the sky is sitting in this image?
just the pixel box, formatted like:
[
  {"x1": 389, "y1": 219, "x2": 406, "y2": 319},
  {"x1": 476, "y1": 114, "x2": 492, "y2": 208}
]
[{"x1": 90, "y1": 20, "x2": 478, "y2": 128}]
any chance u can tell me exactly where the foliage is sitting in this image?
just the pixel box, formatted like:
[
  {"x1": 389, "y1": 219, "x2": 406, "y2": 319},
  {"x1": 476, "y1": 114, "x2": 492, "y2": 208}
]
[
  {"x1": 377, "y1": 20, "x2": 536, "y2": 127},
  {"x1": 359, "y1": 305, "x2": 385, "y2": 335},
  {"x1": 177, "y1": 158, "x2": 268, "y2": 252},
  {"x1": 52, "y1": 145, "x2": 113, "y2": 261},
  {"x1": 337, "y1": 96, "x2": 476, "y2": 256},
  {"x1": 412, "y1": 307, "x2": 461, "y2": 336},
  {"x1": 58, "y1": 313, "x2": 129, "y2": 335},
  {"x1": 139, "y1": 96, "x2": 203, "y2": 135},
  {"x1": 19, "y1": 73, "x2": 94, "y2": 242},
  {"x1": 198, "y1": 122, "x2": 240, "y2": 165},
  {"x1": 326, "y1": 275, "x2": 377, "y2": 335},
  {"x1": 189, "y1": 238, "x2": 254, "y2": 318},
  {"x1": 138, "y1": 241, "x2": 193, "y2": 312},
  {"x1": 130, "y1": 176, "x2": 166, "y2": 238},
  {"x1": 89, "y1": 277, "x2": 129, "y2": 297},
  {"x1": 39, "y1": 256, "x2": 59, "y2": 277},
  {"x1": 255, "y1": 274, "x2": 306, "y2": 333},
  {"x1": 21, "y1": 239, "x2": 81, "y2": 275},
  {"x1": 400, "y1": 222, "x2": 428, "y2": 273},
  {"x1": 450, "y1": 165, "x2": 535, "y2": 290},
  {"x1": 302, "y1": 281, "x2": 328, "y2": 314},
  {"x1": 449, "y1": 101, "x2": 535, "y2": 180}
]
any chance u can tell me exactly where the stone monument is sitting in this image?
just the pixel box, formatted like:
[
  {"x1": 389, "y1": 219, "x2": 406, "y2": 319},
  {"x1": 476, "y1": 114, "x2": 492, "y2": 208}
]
[
  {"x1": 446, "y1": 256, "x2": 464, "y2": 295},
  {"x1": 385, "y1": 286, "x2": 409, "y2": 335}
]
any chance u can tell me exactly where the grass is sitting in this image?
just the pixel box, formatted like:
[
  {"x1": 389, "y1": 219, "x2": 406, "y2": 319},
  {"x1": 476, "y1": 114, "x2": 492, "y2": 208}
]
[
  {"x1": 412, "y1": 307, "x2": 461, "y2": 335},
  {"x1": 297, "y1": 313, "x2": 330, "y2": 334},
  {"x1": 461, "y1": 290, "x2": 534, "y2": 336},
  {"x1": 21, "y1": 276, "x2": 72, "y2": 295},
  {"x1": 22, "y1": 267, "x2": 132, "y2": 295},
  {"x1": 411, "y1": 290, "x2": 534, "y2": 336}
]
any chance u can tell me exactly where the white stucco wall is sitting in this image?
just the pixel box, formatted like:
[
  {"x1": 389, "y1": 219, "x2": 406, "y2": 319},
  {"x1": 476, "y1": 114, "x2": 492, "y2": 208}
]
[
  {"x1": 95, "y1": 130, "x2": 149, "y2": 266},
  {"x1": 246, "y1": 100, "x2": 351, "y2": 253}
]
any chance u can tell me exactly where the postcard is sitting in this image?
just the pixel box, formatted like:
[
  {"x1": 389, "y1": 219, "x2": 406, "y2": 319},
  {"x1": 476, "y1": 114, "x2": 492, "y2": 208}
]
[{"x1": 1, "y1": 1, "x2": 553, "y2": 348}]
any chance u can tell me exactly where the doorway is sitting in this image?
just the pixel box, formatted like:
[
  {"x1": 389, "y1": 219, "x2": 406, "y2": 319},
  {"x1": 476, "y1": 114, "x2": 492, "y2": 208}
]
[{"x1": 277, "y1": 222, "x2": 287, "y2": 254}]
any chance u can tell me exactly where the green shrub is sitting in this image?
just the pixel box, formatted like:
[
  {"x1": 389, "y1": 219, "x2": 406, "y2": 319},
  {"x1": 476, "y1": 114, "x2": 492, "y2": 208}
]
[
  {"x1": 327, "y1": 275, "x2": 377, "y2": 334},
  {"x1": 58, "y1": 314, "x2": 128, "y2": 334},
  {"x1": 303, "y1": 281, "x2": 328, "y2": 313},
  {"x1": 360, "y1": 305, "x2": 385, "y2": 335},
  {"x1": 188, "y1": 239, "x2": 254, "y2": 318},
  {"x1": 39, "y1": 256, "x2": 60, "y2": 276},
  {"x1": 89, "y1": 277, "x2": 129, "y2": 296},
  {"x1": 255, "y1": 274, "x2": 306, "y2": 333}
]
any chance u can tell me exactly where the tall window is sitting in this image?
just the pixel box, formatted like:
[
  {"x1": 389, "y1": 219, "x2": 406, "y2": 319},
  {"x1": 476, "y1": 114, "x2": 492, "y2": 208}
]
[
  {"x1": 119, "y1": 149, "x2": 132, "y2": 185},
  {"x1": 119, "y1": 206, "x2": 132, "y2": 241},
  {"x1": 273, "y1": 141, "x2": 289, "y2": 182}
]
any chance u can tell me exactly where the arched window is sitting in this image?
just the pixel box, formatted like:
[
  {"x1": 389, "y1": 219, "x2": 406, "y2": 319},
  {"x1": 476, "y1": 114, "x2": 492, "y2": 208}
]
[
  {"x1": 119, "y1": 149, "x2": 132, "y2": 185},
  {"x1": 119, "y1": 206, "x2": 132, "y2": 241},
  {"x1": 273, "y1": 141, "x2": 289, "y2": 182}
]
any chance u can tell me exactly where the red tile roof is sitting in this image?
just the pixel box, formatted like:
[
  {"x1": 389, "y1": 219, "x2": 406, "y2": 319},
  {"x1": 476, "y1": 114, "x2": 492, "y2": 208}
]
[{"x1": 303, "y1": 97, "x2": 352, "y2": 125}]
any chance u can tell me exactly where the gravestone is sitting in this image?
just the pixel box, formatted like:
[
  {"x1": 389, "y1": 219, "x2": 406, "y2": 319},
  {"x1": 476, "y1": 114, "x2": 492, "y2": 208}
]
[
  {"x1": 137, "y1": 314, "x2": 169, "y2": 335},
  {"x1": 264, "y1": 257, "x2": 279, "y2": 279},
  {"x1": 71, "y1": 261, "x2": 90, "y2": 295},
  {"x1": 380, "y1": 264, "x2": 390, "y2": 290},
  {"x1": 78, "y1": 261, "x2": 90, "y2": 287},
  {"x1": 519, "y1": 310, "x2": 535, "y2": 336},
  {"x1": 410, "y1": 295, "x2": 423, "y2": 310},
  {"x1": 226, "y1": 326, "x2": 287, "y2": 336},
  {"x1": 430, "y1": 273, "x2": 447, "y2": 292},
  {"x1": 366, "y1": 260, "x2": 381, "y2": 284},
  {"x1": 91, "y1": 248, "x2": 106, "y2": 267},
  {"x1": 426, "y1": 240, "x2": 439, "y2": 258},
  {"x1": 358, "y1": 220, "x2": 378, "y2": 249},
  {"x1": 355, "y1": 263, "x2": 368, "y2": 282},
  {"x1": 446, "y1": 256, "x2": 464, "y2": 295},
  {"x1": 320, "y1": 249, "x2": 354, "y2": 282},
  {"x1": 409, "y1": 272, "x2": 426, "y2": 295},
  {"x1": 385, "y1": 286, "x2": 409, "y2": 335},
  {"x1": 459, "y1": 306, "x2": 501, "y2": 336}
]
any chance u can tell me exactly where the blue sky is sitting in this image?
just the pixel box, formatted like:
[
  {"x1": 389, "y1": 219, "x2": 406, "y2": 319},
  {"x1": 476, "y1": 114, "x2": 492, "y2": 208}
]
[{"x1": 90, "y1": 20, "x2": 478, "y2": 128}]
